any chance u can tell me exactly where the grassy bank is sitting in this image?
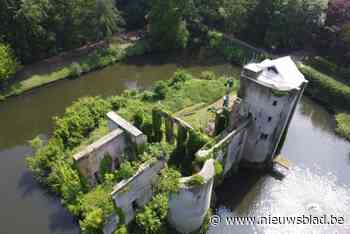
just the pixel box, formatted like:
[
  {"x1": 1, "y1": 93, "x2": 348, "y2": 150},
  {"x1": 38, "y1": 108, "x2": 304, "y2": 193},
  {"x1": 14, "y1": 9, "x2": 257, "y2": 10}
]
[
  {"x1": 299, "y1": 64, "x2": 350, "y2": 111},
  {"x1": 0, "y1": 40, "x2": 150, "y2": 101},
  {"x1": 299, "y1": 64, "x2": 350, "y2": 141},
  {"x1": 336, "y1": 113, "x2": 350, "y2": 141}
]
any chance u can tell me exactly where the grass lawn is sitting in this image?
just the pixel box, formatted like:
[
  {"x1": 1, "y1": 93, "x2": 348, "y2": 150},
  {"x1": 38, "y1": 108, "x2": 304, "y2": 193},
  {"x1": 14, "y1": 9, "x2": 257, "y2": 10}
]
[{"x1": 0, "y1": 41, "x2": 148, "y2": 100}]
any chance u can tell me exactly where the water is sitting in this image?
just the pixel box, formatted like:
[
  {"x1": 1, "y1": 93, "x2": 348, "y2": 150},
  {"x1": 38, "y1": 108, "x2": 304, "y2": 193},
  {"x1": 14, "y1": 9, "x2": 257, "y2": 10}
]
[
  {"x1": 0, "y1": 51, "x2": 233, "y2": 234},
  {"x1": 0, "y1": 51, "x2": 349, "y2": 234},
  {"x1": 210, "y1": 98, "x2": 350, "y2": 234}
]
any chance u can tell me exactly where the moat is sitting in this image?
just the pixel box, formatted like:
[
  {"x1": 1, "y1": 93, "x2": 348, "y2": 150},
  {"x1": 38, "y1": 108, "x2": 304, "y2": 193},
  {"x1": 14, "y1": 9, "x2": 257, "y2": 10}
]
[{"x1": 0, "y1": 52, "x2": 349, "y2": 234}]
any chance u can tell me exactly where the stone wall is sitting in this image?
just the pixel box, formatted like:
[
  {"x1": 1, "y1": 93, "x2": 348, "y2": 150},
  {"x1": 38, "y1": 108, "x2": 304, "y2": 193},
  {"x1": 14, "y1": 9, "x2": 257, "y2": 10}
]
[
  {"x1": 73, "y1": 112, "x2": 147, "y2": 185},
  {"x1": 73, "y1": 129, "x2": 127, "y2": 185},
  {"x1": 168, "y1": 159, "x2": 215, "y2": 234},
  {"x1": 111, "y1": 160, "x2": 166, "y2": 225}
]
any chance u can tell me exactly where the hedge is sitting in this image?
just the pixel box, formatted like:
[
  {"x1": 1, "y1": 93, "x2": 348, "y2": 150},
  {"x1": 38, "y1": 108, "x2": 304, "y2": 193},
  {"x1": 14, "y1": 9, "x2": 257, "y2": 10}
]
[{"x1": 299, "y1": 65, "x2": 350, "y2": 111}]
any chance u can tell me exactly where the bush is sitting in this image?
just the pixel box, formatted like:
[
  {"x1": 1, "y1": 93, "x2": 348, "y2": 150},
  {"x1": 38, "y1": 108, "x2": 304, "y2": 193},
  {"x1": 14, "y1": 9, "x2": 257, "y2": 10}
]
[
  {"x1": 115, "y1": 161, "x2": 136, "y2": 182},
  {"x1": 186, "y1": 175, "x2": 205, "y2": 187},
  {"x1": 153, "y1": 81, "x2": 169, "y2": 100},
  {"x1": 299, "y1": 65, "x2": 350, "y2": 110},
  {"x1": 0, "y1": 43, "x2": 19, "y2": 86},
  {"x1": 79, "y1": 186, "x2": 115, "y2": 233},
  {"x1": 114, "y1": 225, "x2": 128, "y2": 234},
  {"x1": 155, "y1": 168, "x2": 181, "y2": 194},
  {"x1": 70, "y1": 62, "x2": 83, "y2": 77},
  {"x1": 336, "y1": 113, "x2": 350, "y2": 141},
  {"x1": 53, "y1": 97, "x2": 112, "y2": 149},
  {"x1": 136, "y1": 194, "x2": 168, "y2": 234}
]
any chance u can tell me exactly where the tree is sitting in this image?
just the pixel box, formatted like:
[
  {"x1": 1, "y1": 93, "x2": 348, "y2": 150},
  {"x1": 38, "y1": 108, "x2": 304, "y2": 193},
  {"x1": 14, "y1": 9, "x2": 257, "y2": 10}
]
[
  {"x1": 0, "y1": 43, "x2": 19, "y2": 87},
  {"x1": 93, "y1": 0, "x2": 124, "y2": 40},
  {"x1": 264, "y1": 0, "x2": 327, "y2": 50},
  {"x1": 149, "y1": 0, "x2": 190, "y2": 51}
]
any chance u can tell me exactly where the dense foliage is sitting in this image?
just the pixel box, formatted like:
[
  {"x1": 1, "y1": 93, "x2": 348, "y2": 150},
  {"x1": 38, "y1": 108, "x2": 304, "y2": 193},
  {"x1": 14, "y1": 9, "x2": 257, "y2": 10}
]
[
  {"x1": 0, "y1": 0, "x2": 123, "y2": 63},
  {"x1": 148, "y1": 0, "x2": 190, "y2": 50},
  {"x1": 319, "y1": 0, "x2": 350, "y2": 66},
  {"x1": 0, "y1": 43, "x2": 18, "y2": 87}
]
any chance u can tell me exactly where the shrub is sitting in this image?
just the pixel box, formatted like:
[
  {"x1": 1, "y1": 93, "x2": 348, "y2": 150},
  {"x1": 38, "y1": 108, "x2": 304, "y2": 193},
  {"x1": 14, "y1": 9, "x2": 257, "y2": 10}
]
[
  {"x1": 79, "y1": 186, "x2": 115, "y2": 233},
  {"x1": 70, "y1": 62, "x2": 83, "y2": 77},
  {"x1": 335, "y1": 113, "x2": 350, "y2": 141},
  {"x1": 53, "y1": 97, "x2": 112, "y2": 149},
  {"x1": 114, "y1": 225, "x2": 128, "y2": 234},
  {"x1": 153, "y1": 81, "x2": 169, "y2": 100},
  {"x1": 155, "y1": 168, "x2": 181, "y2": 194},
  {"x1": 115, "y1": 161, "x2": 136, "y2": 182},
  {"x1": 152, "y1": 108, "x2": 163, "y2": 142},
  {"x1": 299, "y1": 65, "x2": 350, "y2": 110},
  {"x1": 186, "y1": 175, "x2": 205, "y2": 187},
  {"x1": 136, "y1": 194, "x2": 168, "y2": 234},
  {"x1": 0, "y1": 43, "x2": 19, "y2": 86}
]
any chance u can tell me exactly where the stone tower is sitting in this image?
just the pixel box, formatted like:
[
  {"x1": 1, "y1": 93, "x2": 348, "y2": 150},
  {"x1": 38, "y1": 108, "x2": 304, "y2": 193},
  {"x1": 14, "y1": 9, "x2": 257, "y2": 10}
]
[{"x1": 237, "y1": 56, "x2": 308, "y2": 168}]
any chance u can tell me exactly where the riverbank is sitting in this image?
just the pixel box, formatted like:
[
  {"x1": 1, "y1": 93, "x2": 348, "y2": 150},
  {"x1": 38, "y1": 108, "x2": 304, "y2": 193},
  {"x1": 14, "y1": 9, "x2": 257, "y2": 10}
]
[
  {"x1": 0, "y1": 40, "x2": 150, "y2": 101},
  {"x1": 298, "y1": 61, "x2": 350, "y2": 141}
]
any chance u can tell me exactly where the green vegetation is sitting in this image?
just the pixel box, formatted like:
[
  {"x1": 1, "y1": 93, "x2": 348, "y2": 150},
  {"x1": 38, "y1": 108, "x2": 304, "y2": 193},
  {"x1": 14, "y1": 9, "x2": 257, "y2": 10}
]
[
  {"x1": 0, "y1": 42, "x2": 149, "y2": 100},
  {"x1": 135, "y1": 194, "x2": 169, "y2": 234},
  {"x1": 307, "y1": 56, "x2": 350, "y2": 83},
  {"x1": 208, "y1": 30, "x2": 269, "y2": 65},
  {"x1": 149, "y1": 0, "x2": 190, "y2": 51},
  {"x1": 335, "y1": 114, "x2": 350, "y2": 141},
  {"x1": 186, "y1": 175, "x2": 205, "y2": 187},
  {"x1": 1, "y1": 0, "x2": 123, "y2": 64},
  {"x1": 299, "y1": 64, "x2": 350, "y2": 111},
  {"x1": 27, "y1": 70, "x2": 228, "y2": 233},
  {"x1": 0, "y1": 43, "x2": 19, "y2": 87}
]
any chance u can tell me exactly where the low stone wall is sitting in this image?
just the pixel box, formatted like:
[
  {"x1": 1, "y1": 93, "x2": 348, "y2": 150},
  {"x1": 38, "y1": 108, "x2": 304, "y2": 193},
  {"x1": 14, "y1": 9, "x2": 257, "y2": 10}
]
[
  {"x1": 111, "y1": 160, "x2": 166, "y2": 225},
  {"x1": 168, "y1": 159, "x2": 215, "y2": 234}
]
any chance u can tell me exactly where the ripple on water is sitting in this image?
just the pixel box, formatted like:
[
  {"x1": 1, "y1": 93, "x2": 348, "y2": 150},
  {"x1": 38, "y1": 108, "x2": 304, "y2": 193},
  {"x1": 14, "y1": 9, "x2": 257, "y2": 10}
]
[{"x1": 209, "y1": 166, "x2": 350, "y2": 234}]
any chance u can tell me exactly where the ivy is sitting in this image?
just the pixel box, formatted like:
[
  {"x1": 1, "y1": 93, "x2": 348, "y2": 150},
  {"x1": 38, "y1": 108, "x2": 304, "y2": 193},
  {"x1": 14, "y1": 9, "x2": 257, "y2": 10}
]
[
  {"x1": 186, "y1": 175, "x2": 205, "y2": 187},
  {"x1": 152, "y1": 108, "x2": 163, "y2": 142},
  {"x1": 155, "y1": 168, "x2": 181, "y2": 194},
  {"x1": 99, "y1": 154, "x2": 113, "y2": 182}
]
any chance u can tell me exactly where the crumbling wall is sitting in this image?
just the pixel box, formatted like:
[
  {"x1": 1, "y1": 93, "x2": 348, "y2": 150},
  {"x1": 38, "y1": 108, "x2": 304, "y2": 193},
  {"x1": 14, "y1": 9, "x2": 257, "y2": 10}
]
[
  {"x1": 73, "y1": 129, "x2": 127, "y2": 185},
  {"x1": 111, "y1": 160, "x2": 166, "y2": 224},
  {"x1": 167, "y1": 159, "x2": 215, "y2": 234}
]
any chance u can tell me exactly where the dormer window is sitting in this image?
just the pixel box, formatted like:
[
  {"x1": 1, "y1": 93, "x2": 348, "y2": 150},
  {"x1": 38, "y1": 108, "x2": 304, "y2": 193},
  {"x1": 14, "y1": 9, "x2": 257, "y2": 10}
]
[{"x1": 267, "y1": 66, "x2": 278, "y2": 74}]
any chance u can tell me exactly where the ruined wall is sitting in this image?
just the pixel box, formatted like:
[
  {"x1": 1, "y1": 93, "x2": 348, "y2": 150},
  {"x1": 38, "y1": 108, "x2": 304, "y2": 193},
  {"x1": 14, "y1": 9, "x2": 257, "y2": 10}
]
[
  {"x1": 111, "y1": 160, "x2": 166, "y2": 224},
  {"x1": 73, "y1": 129, "x2": 127, "y2": 185},
  {"x1": 168, "y1": 159, "x2": 215, "y2": 234}
]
